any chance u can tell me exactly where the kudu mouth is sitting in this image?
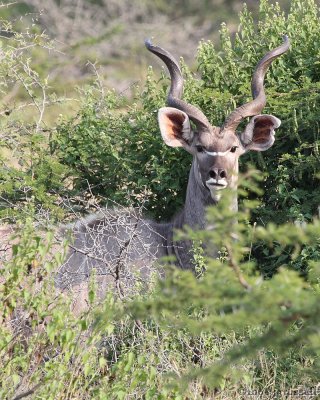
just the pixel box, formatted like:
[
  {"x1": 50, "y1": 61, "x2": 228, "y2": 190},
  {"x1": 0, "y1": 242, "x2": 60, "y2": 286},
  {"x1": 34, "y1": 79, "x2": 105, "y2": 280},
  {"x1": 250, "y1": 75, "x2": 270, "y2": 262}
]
[{"x1": 205, "y1": 178, "x2": 228, "y2": 191}]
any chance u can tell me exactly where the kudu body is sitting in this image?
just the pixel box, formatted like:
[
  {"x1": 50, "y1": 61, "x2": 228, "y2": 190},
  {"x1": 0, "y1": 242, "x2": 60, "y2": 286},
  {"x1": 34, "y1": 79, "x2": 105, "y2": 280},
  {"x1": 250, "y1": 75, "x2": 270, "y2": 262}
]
[{"x1": 56, "y1": 37, "x2": 290, "y2": 296}]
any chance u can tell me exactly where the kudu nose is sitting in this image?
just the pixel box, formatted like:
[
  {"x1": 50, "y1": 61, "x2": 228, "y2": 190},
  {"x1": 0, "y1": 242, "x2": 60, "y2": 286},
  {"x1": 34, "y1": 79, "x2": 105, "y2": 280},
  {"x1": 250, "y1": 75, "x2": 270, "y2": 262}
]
[{"x1": 209, "y1": 168, "x2": 227, "y2": 180}]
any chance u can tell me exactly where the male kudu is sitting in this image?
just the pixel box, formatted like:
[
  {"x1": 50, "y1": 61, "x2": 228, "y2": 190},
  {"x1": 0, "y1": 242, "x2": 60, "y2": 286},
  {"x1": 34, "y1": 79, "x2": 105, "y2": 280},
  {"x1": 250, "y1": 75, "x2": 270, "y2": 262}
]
[{"x1": 55, "y1": 36, "x2": 290, "y2": 298}]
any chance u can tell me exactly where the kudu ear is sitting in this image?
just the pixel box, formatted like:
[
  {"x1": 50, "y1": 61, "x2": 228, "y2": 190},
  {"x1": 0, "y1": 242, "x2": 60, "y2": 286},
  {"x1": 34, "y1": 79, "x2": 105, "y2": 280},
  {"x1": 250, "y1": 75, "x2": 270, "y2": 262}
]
[
  {"x1": 158, "y1": 107, "x2": 193, "y2": 148},
  {"x1": 240, "y1": 114, "x2": 281, "y2": 152}
]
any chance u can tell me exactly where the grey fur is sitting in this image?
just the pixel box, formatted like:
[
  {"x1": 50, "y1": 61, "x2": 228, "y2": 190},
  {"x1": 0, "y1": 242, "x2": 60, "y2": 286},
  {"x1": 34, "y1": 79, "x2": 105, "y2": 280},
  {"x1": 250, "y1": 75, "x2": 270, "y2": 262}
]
[{"x1": 55, "y1": 164, "x2": 216, "y2": 291}]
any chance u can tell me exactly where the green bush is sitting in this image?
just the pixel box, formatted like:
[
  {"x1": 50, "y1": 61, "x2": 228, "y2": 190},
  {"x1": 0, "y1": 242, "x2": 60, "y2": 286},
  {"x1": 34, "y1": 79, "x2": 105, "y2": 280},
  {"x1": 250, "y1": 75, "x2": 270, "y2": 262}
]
[
  {"x1": 123, "y1": 177, "x2": 320, "y2": 394},
  {"x1": 1, "y1": 176, "x2": 320, "y2": 399},
  {"x1": 53, "y1": 79, "x2": 191, "y2": 221}
]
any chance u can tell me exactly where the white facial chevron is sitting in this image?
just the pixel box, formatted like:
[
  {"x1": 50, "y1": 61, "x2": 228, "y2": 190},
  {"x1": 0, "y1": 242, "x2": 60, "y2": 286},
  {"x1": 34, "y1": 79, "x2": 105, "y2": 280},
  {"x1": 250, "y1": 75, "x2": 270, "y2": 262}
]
[{"x1": 204, "y1": 149, "x2": 230, "y2": 157}]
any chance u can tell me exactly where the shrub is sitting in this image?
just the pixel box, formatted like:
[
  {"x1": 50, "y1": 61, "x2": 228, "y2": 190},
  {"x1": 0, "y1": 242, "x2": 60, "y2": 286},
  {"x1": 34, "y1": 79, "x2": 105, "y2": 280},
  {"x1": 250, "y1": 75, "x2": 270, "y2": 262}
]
[{"x1": 1, "y1": 175, "x2": 320, "y2": 399}]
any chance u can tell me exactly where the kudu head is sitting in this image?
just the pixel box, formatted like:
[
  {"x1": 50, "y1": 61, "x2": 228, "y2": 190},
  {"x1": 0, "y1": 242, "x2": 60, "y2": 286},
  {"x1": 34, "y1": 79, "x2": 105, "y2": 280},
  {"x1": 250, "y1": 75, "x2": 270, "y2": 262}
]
[{"x1": 146, "y1": 37, "x2": 290, "y2": 200}]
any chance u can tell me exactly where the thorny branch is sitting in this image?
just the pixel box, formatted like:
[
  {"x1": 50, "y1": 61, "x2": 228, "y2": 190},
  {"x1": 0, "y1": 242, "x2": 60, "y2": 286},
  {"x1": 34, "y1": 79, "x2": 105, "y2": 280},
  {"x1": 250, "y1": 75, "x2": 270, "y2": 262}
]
[
  {"x1": 0, "y1": 2, "x2": 19, "y2": 8},
  {"x1": 12, "y1": 382, "x2": 42, "y2": 400},
  {"x1": 225, "y1": 242, "x2": 252, "y2": 291},
  {"x1": 66, "y1": 242, "x2": 116, "y2": 279},
  {"x1": 113, "y1": 217, "x2": 139, "y2": 299}
]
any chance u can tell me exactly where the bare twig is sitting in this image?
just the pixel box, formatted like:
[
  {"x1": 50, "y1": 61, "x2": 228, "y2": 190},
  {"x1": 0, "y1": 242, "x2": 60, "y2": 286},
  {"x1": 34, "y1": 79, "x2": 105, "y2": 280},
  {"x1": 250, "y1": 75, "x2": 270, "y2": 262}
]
[
  {"x1": 0, "y1": 2, "x2": 19, "y2": 8},
  {"x1": 12, "y1": 382, "x2": 42, "y2": 400},
  {"x1": 225, "y1": 243, "x2": 252, "y2": 291}
]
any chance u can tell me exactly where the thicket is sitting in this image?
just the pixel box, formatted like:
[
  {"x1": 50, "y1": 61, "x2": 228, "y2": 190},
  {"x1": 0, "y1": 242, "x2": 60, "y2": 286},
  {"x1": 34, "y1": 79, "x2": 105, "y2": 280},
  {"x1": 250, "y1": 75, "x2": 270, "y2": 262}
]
[{"x1": 0, "y1": 0, "x2": 320, "y2": 399}]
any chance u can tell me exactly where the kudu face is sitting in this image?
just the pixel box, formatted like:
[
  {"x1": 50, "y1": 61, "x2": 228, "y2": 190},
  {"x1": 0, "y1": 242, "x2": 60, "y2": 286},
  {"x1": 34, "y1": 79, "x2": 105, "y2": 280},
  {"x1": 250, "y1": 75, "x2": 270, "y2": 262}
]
[{"x1": 146, "y1": 37, "x2": 289, "y2": 199}]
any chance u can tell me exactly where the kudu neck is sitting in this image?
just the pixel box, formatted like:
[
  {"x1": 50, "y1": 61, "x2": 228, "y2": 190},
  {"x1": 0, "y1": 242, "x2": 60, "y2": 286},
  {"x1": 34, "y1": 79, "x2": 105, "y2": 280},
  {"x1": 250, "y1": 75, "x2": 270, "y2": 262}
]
[
  {"x1": 169, "y1": 158, "x2": 238, "y2": 271},
  {"x1": 175, "y1": 159, "x2": 214, "y2": 230},
  {"x1": 175, "y1": 158, "x2": 238, "y2": 231}
]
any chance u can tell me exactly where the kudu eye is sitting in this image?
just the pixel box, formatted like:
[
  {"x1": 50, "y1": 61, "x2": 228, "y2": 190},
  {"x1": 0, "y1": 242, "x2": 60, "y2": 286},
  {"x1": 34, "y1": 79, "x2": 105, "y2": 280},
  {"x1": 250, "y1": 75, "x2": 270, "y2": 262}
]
[
  {"x1": 230, "y1": 146, "x2": 238, "y2": 153},
  {"x1": 196, "y1": 145, "x2": 204, "y2": 153}
]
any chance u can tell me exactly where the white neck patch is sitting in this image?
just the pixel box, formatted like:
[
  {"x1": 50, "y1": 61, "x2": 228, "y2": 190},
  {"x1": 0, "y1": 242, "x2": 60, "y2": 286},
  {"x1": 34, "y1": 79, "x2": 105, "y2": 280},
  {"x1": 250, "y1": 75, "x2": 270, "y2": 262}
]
[{"x1": 204, "y1": 149, "x2": 230, "y2": 157}]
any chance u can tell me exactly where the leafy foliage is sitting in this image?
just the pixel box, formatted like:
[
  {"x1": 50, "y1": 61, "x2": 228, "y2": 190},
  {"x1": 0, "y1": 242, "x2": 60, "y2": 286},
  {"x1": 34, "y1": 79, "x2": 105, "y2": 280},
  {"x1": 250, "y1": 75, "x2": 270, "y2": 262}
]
[
  {"x1": 123, "y1": 179, "x2": 320, "y2": 392},
  {"x1": 1, "y1": 176, "x2": 320, "y2": 399},
  {"x1": 53, "y1": 78, "x2": 191, "y2": 221}
]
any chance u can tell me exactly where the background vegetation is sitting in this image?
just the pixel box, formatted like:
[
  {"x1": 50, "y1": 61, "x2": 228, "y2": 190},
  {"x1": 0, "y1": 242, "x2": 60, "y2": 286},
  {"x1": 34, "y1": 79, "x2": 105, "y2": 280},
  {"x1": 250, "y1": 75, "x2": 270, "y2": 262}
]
[{"x1": 0, "y1": 0, "x2": 320, "y2": 399}]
